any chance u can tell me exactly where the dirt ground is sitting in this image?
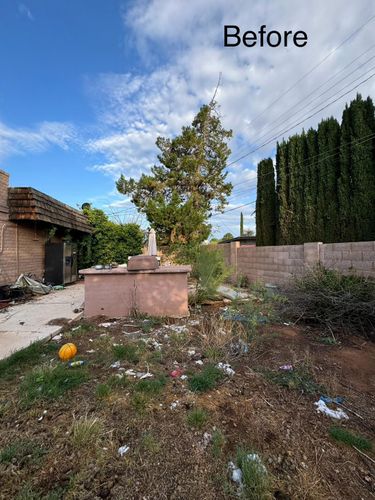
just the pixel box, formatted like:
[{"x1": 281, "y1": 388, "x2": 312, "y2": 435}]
[{"x1": 0, "y1": 301, "x2": 374, "y2": 500}]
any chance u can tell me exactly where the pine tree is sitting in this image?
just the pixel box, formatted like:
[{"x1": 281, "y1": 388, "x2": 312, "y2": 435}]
[
  {"x1": 240, "y1": 212, "x2": 244, "y2": 236},
  {"x1": 256, "y1": 158, "x2": 276, "y2": 246}
]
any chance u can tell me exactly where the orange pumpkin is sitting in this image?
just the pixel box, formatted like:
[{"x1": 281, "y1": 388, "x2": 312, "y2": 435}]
[{"x1": 58, "y1": 343, "x2": 77, "y2": 361}]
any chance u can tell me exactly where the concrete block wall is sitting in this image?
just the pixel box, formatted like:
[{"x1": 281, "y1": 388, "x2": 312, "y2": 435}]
[
  {"x1": 321, "y1": 241, "x2": 375, "y2": 279},
  {"x1": 223, "y1": 239, "x2": 375, "y2": 285}
]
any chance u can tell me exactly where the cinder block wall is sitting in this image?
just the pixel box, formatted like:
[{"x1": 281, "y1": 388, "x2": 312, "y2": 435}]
[
  {"x1": 0, "y1": 170, "x2": 48, "y2": 286},
  {"x1": 221, "y1": 240, "x2": 375, "y2": 284}
]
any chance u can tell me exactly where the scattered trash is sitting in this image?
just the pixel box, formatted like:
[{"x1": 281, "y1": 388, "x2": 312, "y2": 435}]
[
  {"x1": 279, "y1": 364, "x2": 294, "y2": 371},
  {"x1": 195, "y1": 360, "x2": 204, "y2": 366},
  {"x1": 99, "y1": 322, "x2": 116, "y2": 328},
  {"x1": 72, "y1": 326, "x2": 81, "y2": 331},
  {"x1": 315, "y1": 400, "x2": 349, "y2": 420},
  {"x1": 170, "y1": 400, "x2": 179, "y2": 409},
  {"x1": 167, "y1": 325, "x2": 188, "y2": 334},
  {"x1": 180, "y1": 374, "x2": 188, "y2": 380},
  {"x1": 58, "y1": 343, "x2": 77, "y2": 362},
  {"x1": 283, "y1": 322, "x2": 291, "y2": 326},
  {"x1": 125, "y1": 369, "x2": 153, "y2": 379},
  {"x1": 217, "y1": 362, "x2": 235, "y2": 376},
  {"x1": 218, "y1": 285, "x2": 249, "y2": 301},
  {"x1": 189, "y1": 320, "x2": 200, "y2": 326},
  {"x1": 53, "y1": 334, "x2": 62, "y2": 341},
  {"x1": 230, "y1": 339, "x2": 249, "y2": 355},
  {"x1": 228, "y1": 461, "x2": 243, "y2": 485},
  {"x1": 202, "y1": 432, "x2": 212, "y2": 448},
  {"x1": 10, "y1": 274, "x2": 51, "y2": 295},
  {"x1": 111, "y1": 361, "x2": 121, "y2": 369},
  {"x1": 320, "y1": 395, "x2": 344, "y2": 404},
  {"x1": 68, "y1": 360, "x2": 85, "y2": 367},
  {"x1": 151, "y1": 340, "x2": 162, "y2": 351},
  {"x1": 86, "y1": 349, "x2": 96, "y2": 354},
  {"x1": 38, "y1": 410, "x2": 47, "y2": 422},
  {"x1": 170, "y1": 369, "x2": 183, "y2": 378},
  {"x1": 53, "y1": 285, "x2": 64, "y2": 291},
  {"x1": 118, "y1": 445, "x2": 130, "y2": 457},
  {"x1": 187, "y1": 349, "x2": 196, "y2": 357}
]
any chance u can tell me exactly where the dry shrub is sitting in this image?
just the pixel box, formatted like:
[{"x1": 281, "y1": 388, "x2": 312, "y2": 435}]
[
  {"x1": 282, "y1": 266, "x2": 375, "y2": 338},
  {"x1": 197, "y1": 313, "x2": 247, "y2": 359}
]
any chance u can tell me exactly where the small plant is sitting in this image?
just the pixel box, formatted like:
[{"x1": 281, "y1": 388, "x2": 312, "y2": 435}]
[
  {"x1": 189, "y1": 365, "x2": 224, "y2": 392},
  {"x1": 0, "y1": 341, "x2": 59, "y2": 379},
  {"x1": 130, "y1": 393, "x2": 148, "y2": 415},
  {"x1": 140, "y1": 432, "x2": 161, "y2": 453},
  {"x1": 96, "y1": 383, "x2": 111, "y2": 399},
  {"x1": 0, "y1": 439, "x2": 46, "y2": 467},
  {"x1": 108, "y1": 374, "x2": 129, "y2": 388},
  {"x1": 112, "y1": 343, "x2": 143, "y2": 364},
  {"x1": 20, "y1": 364, "x2": 87, "y2": 406},
  {"x1": 319, "y1": 336, "x2": 339, "y2": 346},
  {"x1": 263, "y1": 368, "x2": 323, "y2": 395},
  {"x1": 191, "y1": 246, "x2": 231, "y2": 303},
  {"x1": 186, "y1": 408, "x2": 208, "y2": 429},
  {"x1": 236, "y1": 448, "x2": 271, "y2": 499},
  {"x1": 135, "y1": 376, "x2": 166, "y2": 395},
  {"x1": 212, "y1": 429, "x2": 226, "y2": 457},
  {"x1": 329, "y1": 427, "x2": 372, "y2": 451},
  {"x1": 71, "y1": 415, "x2": 104, "y2": 450}
]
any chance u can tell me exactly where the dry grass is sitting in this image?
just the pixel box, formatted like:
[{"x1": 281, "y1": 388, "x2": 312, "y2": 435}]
[{"x1": 71, "y1": 415, "x2": 105, "y2": 451}]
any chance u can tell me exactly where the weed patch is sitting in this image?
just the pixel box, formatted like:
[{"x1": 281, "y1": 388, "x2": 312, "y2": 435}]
[
  {"x1": 189, "y1": 365, "x2": 224, "y2": 392},
  {"x1": 71, "y1": 415, "x2": 104, "y2": 450},
  {"x1": 112, "y1": 343, "x2": 144, "y2": 363},
  {"x1": 96, "y1": 383, "x2": 111, "y2": 399},
  {"x1": 212, "y1": 429, "x2": 226, "y2": 457},
  {"x1": 329, "y1": 427, "x2": 372, "y2": 451},
  {"x1": 236, "y1": 447, "x2": 271, "y2": 499},
  {"x1": 20, "y1": 364, "x2": 87, "y2": 406},
  {"x1": 186, "y1": 408, "x2": 208, "y2": 429},
  {"x1": 0, "y1": 341, "x2": 59, "y2": 379},
  {"x1": 135, "y1": 376, "x2": 166, "y2": 395},
  {"x1": 262, "y1": 368, "x2": 323, "y2": 394},
  {"x1": 0, "y1": 439, "x2": 46, "y2": 467}
]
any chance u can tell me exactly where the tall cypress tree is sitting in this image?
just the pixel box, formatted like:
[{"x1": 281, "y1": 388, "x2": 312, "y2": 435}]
[
  {"x1": 304, "y1": 128, "x2": 319, "y2": 242},
  {"x1": 338, "y1": 103, "x2": 353, "y2": 241},
  {"x1": 317, "y1": 117, "x2": 341, "y2": 242},
  {"x1": 287, "y1": 135, "x2": 301, "y2": 244},
  {"x1": 240, "y1": 211, "x2": 244, "y2": 236},
  {"x1": 275, "y1": 140, "x2": 290, "y2": 244},
  {"x1": 256, "y1": 158, "x2": 276, "y2": 246}
]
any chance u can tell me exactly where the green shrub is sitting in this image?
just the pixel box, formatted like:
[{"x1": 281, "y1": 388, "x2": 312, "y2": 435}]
[
  {"x1": 189, "y1": 365, "x2": 223, "y2": 392},
  {"x1": 135, "y1": 376, "x2": 166, "y2": 395},
  {"x1": 283, "y1": 266, "x2": 375, "y2": 337},
  {"x1": 112, "y1": 343, "x2": 142, "y2": 364},
  {"x1": 192, "y1": 246, "x2": 231, "y2": 302},
  {"x1": 236, "y1": 448, "x2": 271, "y2": 500},
  {"x1": 186, "y1": 408, "x2": 208, "y2": 429},
  {"x1": 329, "y1": 427, "x2": 372, "y2": 451},
  {"x1": 96, "y1": 383, "x2": 111, "y2": 399}
]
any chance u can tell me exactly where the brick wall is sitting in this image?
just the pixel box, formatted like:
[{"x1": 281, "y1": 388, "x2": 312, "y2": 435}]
[{"x1": 220, "y1": 240, "x2": 375, "y2": 284}]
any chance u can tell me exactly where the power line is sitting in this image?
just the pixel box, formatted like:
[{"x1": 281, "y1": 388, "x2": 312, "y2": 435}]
[{"x1": 242, "y1": 13, "x2": 375, "y2": 129}]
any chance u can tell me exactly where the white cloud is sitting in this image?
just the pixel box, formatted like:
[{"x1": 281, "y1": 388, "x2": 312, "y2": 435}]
[
  {"x1": 86, "y1": 0, "x2": 375, "y2": 236},
  {"x1": 0, "y1": 121, "x2": 75, "y2": 160},
  {"x1": 18, "y1": 3, "x2": 34, "y2": 21}
]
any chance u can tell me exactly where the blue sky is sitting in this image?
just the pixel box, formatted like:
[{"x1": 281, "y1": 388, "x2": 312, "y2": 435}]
[{"x1": 1, "y1": 0, "x2": 374, "y2": 237}]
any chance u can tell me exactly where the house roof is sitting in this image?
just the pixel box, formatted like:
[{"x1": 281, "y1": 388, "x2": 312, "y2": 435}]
[
  {"x1": 218, "y1": 235, "x2": 256, "y2": 244},
  {"x1": 8, "y1": 187, "x2": 92, "y2": 233}
]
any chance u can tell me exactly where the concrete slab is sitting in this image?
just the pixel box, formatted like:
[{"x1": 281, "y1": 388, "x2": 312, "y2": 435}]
[{"x1": 0, "y1": 283, "x2": 84, "y2": 360}]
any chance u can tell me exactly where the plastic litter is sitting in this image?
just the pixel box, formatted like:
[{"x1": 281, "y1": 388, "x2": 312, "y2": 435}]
[
  {"x1": 315, "y1": 400, "x2": 348, "y2": 420},
  {"x1": 217, "y1": 362, "x2": 235, "y2": 376},
  {"x1": 110, "y1": 361, "x2": 121, "y2": 369},
  {"x1": 218, "y1": 285, "x2": 249, "y2": 301},
  {"x1": 279, "y1": 364, "x2": 293, "y2": 371},
  {"x1": 195, "y1": 360, "x2": 204, "y2": 366},
  {"x1": 11, "y1": 274, "x2": 51, "y2": 294},
  {"x1": 68, "y1": 360, "x2": 85, "y2": 367},
  {"x1": 170, "y1": 400, "x2": 179, "y2": 409},
  {"x1": 167, "y1": 325, "x2": 189, "y2": 334},
  {"x1": 180, "y1": 374, "x2": 188, "y2": 380},
  {"x1": 118, "y1": 445, "x2": 130, "y2": 457},
  {"x1": 38, "y1": 410, "x2": 47, "y2": 422},
  {"x1": 170, "y1": 369, "x2": 183, "y2": 378},
  {"x1": 320, "y1": 395, "x2": 344, "y2": 404},
  {"x1": 99, "y1": 322, "x2": 116, "y2": 328},
  {"x1": 125, "y1": 369, "x2": 153, "y2": 379},
  {"x1": 228, "y1": 461, "x2": 243, "y2": 484},
  {"x1": 187, "y1": 349, "x2": 196, "y2": 357}
]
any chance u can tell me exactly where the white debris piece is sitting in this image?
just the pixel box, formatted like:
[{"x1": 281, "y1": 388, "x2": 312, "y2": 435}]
[
  {"x1": 195, "y1": 360, "x2": 204, "y2": 366},
  {"x1": 99, "y1": 322, "x2": 116, "y2": 328},
  {"x1": 315, "y1": 400, "x2": 349, "y2": 420},
  {"x1": 189, "y1": 320, "x2": 200, "y2": 326},
  {"x1": 187, "y1": 349, "x2": 196, "y2": 357},
  {"x1": 86, "y1": 349, "x2": 96, "y2": 354},
  {"x1": 125, "y1": 369, "x2": 153, "y2": 379},
  {"x1": 180, "y1": 374, "x2": 188, "y2": 380},
  {"x1": 118, "y1": 445, "x2": 130, "y2": 457},
  {"x1": 228, "y1": 461, "x2": 243, "y2": 485},
  {"x1": 151, "y1": 340, "x2": 162, "y2": 350},
  {"x1": 38, "y1": 410, "x2": 47, "y2": 422},
  {"x1": 167, "y1": 325, "x2": 189, "y2": 334},
  {"x1": 218, "y1": 285, "x2": 249, "y2": 301},
  {"x1": 110, "y1": 361, "x2": 121, "y2": 369},
  {"x1": 53, "y1": 334, "x2": 62, "y2": 341},
  {"x1": 202, "y1": 432, "x2": 212, "y2": 448},
  {"x1": 72, "y1": 326, "x2": 81, "y2": 331},
  {"x1": 170, "y1": 400, "x2": 179, "y2": 409},
  {"x1": 217, "y1": 362, "x2": 235, "y2": 376}
]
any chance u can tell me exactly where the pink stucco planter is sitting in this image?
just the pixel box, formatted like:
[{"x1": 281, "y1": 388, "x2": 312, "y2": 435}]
[{"x1": 79, "y1": 265, "x2": 191, "y2": 318}]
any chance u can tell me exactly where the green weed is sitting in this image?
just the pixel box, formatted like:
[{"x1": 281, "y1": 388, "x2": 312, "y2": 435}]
[
  {"x1": 262, "y1": 368, "x2": 323, "y2": 395},
  {"x1": 189, "y1": 365, "x2": 223, "y2": 392},
  {"x1": 0, "y1": 341, "x2": 59, "y2": 379},
  {"x1": 212, "y1": 429, "x2": 226, "y2": 457},
  {"x1": 0, "y1": 439, "x2": 46, "y2": 467},
  {"x1": 20, "y1": 364, "x2": 87, "y2": 406},
  {"x1": 71, "y1": 415, "x2": 104, "y2": 450},
  {"x1": 236, "y1": 447, "x2": 271, "y2": 499},
  {"x1": 96, "y1": 383, "x2": 111, "y2": 399},
  {"x1": 140, "y1": 432, "x2": 161, "y2": 453},
  {"x1": 186, "y1": 408, "x2": 208, "y2": 429},
  {"x1": 112, "y1": 343, "x2": 144, "y2": 364},
  {"x1": 329, "y1": 426, "x2": 372, "y2": 451},
  {"x1": 135, "y1": 376, "x2": 166, "y2": 395}
]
